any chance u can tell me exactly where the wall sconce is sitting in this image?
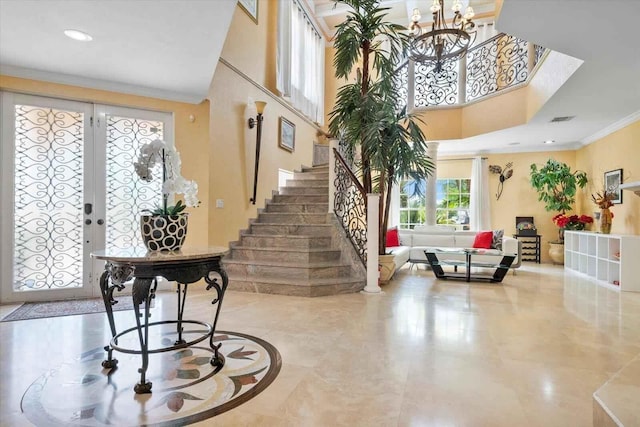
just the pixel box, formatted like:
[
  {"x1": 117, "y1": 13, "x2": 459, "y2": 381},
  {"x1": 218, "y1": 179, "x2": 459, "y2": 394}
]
[{"x1": 249, "y1": 101, "x2": 267, "y2": 205}]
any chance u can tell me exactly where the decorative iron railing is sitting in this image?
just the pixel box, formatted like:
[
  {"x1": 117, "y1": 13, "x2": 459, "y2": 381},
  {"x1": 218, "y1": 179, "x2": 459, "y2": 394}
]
[
  {"x1": 466, "y1": 33, "x2": 529, "y2": 102},
  {"x1": 405, "y1": 32, "x2": 548, "y2": 107},
  {"x1": 333, "y1": 147, "x2": 367, "y2": 264},
  {"x1": 415, "y1": 59, "x2": 459, "y2": 107}
]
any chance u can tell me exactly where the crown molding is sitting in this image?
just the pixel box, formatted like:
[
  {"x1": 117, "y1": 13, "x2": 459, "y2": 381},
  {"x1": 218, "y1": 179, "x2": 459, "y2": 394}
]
[
  {"x1": 580, "y1": 110, "x2": 640, "y2": 145},
  {"x1": 0, "y1": 64, "x2": 205, "y2": 104}
]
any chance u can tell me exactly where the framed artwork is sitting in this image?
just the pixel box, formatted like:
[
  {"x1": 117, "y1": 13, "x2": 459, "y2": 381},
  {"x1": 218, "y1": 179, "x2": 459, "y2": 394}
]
[
  {"x1": 604, "y1": 168, "x2": 623, "y2": 204},
  {"x1": 278, "y1": 117, "x2": 295, "y2": 152},
  {"x1": 238, "y1": 0, "x2": 258, "y2": 24}
]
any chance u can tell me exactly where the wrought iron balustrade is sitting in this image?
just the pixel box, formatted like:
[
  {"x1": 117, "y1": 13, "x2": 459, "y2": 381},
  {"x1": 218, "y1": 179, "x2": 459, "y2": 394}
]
[
  {"x1": 333, "y1": 147, "x2": 367, "y2": 264},
  {"x1": 406, "y1": 32, "x2": 547, "y2": 107},
  {"x1": 466, "y1": 33, "x2": 529, "y2": 102}
]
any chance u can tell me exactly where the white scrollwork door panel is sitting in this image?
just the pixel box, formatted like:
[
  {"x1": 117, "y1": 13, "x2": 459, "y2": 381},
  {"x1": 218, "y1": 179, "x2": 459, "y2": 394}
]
[
  {"x1": 0, "y1": 95, "x2": 174, "y2": 303},
  {"x1": 1, "y1": 93, "x2": 94, "y2": 302}
]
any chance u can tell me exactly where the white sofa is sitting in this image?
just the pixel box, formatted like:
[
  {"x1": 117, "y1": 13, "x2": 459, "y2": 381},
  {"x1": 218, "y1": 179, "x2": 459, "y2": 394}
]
[{"x1": 388, "y1": 225, "x2": 522, "y2": 272}]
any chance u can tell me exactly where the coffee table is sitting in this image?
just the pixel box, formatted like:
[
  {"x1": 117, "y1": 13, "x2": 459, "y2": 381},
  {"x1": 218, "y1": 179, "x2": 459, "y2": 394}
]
[{"x1": 424, "y1": 248, "x2": 515, "y2": 283}]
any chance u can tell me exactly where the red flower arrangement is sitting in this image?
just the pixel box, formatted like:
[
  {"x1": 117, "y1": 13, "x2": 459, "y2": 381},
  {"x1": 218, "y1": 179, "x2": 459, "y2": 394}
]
[{"x1": 553, "y1": 213, "x2": 594, "y2": 230}]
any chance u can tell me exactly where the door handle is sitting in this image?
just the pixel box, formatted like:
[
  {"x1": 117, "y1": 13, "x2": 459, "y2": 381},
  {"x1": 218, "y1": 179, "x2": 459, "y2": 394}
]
[{"x1": 84, "y1": 203, "x2": 93, "y2": 215}]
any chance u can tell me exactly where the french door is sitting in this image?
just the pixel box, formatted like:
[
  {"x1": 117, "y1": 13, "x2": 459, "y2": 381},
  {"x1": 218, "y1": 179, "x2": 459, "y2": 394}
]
[{"x1": 0, "y1": 93, "x2": 173, "y2": 303}]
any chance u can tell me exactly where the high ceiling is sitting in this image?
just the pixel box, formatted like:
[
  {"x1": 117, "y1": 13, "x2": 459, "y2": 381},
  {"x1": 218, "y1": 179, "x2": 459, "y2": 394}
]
[
  {"x1": 0, "y1": 0, "x2": 236, "y2": 103},
  {"x1": 309, "y1": 0, "x2": 640, "y2": 155},
  {"x1": 1, "y1": 0, "x2": 639, "y2": 155}
]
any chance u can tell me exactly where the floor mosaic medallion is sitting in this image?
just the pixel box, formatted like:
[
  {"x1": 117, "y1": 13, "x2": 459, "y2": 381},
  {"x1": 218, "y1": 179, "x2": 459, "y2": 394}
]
[{"x1": 21, "y1": 331, "x2": 281, "y2": 426}]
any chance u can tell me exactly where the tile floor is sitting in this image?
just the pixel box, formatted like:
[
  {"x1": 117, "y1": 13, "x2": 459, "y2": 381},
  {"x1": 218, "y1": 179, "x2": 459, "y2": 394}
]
[{"x1": 1, "y1": 263, "x2": 640, "y2": 426}]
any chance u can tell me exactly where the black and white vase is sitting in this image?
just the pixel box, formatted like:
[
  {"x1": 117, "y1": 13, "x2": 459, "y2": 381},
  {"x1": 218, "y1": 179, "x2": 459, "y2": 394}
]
[{"x1": 140, "y1": 214, "x2": 189, "y2": 251}]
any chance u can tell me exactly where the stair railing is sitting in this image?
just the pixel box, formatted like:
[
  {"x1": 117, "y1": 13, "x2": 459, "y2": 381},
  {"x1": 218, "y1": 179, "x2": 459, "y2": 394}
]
[
  {"x1": 329, "y1": 140, "x2": 367, "y2": 264},
  {"x1": 329, "y1": 139, "x2": 381, "y2": 293}
]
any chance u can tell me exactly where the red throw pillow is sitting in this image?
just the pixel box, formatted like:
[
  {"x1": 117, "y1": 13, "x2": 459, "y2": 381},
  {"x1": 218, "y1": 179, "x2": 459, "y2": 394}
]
[
  {"x1": 386, "y1": 227, "x2": 400, "y2": 247},
  {"x1": 473, "y1": 231, "x2": 494, "y2": 249}
]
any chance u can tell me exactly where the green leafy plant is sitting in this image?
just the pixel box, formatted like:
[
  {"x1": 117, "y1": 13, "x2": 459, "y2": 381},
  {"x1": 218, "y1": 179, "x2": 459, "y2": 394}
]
[
  {"x1": 149, "y1": 200, "x2": 187, "y2": 216},
  {"x1": 328, "y1": 0, "x2": 433, "y2": 255},
  {"x1": 529, "y1": 159, "x2": 588, "y2": 214}
]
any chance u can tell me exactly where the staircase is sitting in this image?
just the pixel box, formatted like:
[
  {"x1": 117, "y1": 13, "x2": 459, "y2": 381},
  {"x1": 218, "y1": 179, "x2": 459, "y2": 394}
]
[{"x1": 225, "y1": 164, "x2": 366, "y2": 297}]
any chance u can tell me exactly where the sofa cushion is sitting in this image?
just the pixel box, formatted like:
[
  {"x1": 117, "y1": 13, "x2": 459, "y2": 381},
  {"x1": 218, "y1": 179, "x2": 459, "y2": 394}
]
[
  {"x1": 492, "y1": 229, "x2": 504, "y2": 251},
  {"x1": 413, "y1": 225, "x2": 457, "y2": 233},
  {"x1": 388, "y1": 246, "x2": 410, "y2": 269},
  {"x1": 454, "y1": 234, "x2": 476, "y2": 248},
  {"x1": 398, "y1": 230, "x2": 412, "y2": 246},
  {"x1": 386, "y1": 227, "x2": 400, "y2": 247},
  {"x1": 473, "y1": 231, "x2": 494, "y2": 249},
  {"x1": 413, "y1": 234, "x2": 455, "y2": 247}
]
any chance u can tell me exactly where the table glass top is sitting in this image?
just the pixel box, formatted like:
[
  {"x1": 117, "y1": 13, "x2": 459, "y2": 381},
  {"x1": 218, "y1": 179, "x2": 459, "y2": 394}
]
[
  {"x1": 431, "y1": 248, "x2": 505, "y2": 255},
  {"x1": 91, "y1": 246, "x2": 229, "y2": 262}
]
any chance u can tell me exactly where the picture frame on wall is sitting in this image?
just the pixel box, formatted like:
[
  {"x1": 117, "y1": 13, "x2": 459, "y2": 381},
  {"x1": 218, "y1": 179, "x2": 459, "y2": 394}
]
[
  {"x1": 279, "y1": 117, "x2": 295, "y2": 152},
  {"x1": 604, "y1": 168, "x2": 623, "y2": 204},
  {"x1": 238, "y1": 0, "x2": 258, "y2": 24}
]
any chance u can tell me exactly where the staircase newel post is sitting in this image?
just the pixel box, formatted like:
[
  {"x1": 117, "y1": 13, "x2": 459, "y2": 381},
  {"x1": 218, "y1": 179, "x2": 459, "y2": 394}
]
[
  {"x1": 363, "y1": 193, "x2": 381, "y2": 293},
  {"x1": 328, "y1": 139, "x2": 338, "y2": 214}
]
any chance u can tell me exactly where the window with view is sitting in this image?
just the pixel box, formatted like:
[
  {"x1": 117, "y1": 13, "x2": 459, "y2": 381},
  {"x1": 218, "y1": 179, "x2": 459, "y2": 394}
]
[
  {"x1": 436, "y1": 179, "x2": 471, "y2": 230},
  {"x1": 400, "y1": 179, "x2": 426, "y2": 230},
  {"x1": 399, "y1": 178, "x2": 471, "y2": 230},
  {"x1": 277, "y1": 0, "x2": 324, "y2": 124}
]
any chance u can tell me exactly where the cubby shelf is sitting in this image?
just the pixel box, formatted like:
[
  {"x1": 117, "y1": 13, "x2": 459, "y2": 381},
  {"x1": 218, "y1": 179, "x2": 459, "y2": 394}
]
[{"x1": 564, "y1": 231, "x2": 640, "y2": 292}]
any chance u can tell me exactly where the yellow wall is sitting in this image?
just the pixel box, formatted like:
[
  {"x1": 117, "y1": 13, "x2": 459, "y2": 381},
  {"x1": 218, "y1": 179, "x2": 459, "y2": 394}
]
[
  {"x1": 576, "y1": 120, "x2": 640, "y2": 235},
  {"x1": 208, "y1": 1, "x2": 319, "y2": 246},
  {"x1": 436, "y1": 130, "x2": 640, "y2": 263},
  {"x1": 439, "y1": 150, "x2": 580, "y2": 263},
  {"x1": 223, "y1": 0, "x2": 278, "y2": 93},
  {"x1": 0, "y1": 75, "x2": 210, "y2": 249}
]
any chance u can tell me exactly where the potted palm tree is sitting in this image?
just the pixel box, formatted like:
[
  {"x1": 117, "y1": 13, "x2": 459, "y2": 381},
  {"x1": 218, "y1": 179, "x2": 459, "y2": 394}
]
[
  {"x1": 529, "y1": 159, "x2": 588, "y2": 264},
  {"x1": 328, "y1": 0, "x2": 433, "y2": 281}
]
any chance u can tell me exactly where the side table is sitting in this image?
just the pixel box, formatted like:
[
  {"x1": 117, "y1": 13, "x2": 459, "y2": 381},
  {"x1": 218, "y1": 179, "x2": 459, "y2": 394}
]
[
  {"x1": 513, "y1": 234, "x2": 541, "y2": 263},
  {"x1": 91, "y1": 246, "x2": 229, "y2": 394}
]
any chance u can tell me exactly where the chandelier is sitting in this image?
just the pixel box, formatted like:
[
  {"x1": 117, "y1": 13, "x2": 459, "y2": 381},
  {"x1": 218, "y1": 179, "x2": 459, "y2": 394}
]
[{"x1": 408, "y1": 0, "x2": 476, "y2": 72}]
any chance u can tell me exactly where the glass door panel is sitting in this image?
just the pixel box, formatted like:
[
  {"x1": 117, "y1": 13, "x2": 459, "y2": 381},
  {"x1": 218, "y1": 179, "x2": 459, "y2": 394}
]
[
  {"x1": 1, "y1": 94, "x2": 94, "y2": 302},
  {"x1": 104, "y1": 114, "x2": 165, "y2": 250}
]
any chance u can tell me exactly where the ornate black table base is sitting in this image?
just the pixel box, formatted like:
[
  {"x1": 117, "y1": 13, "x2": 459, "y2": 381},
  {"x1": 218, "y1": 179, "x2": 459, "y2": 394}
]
[{"x1": 98, "y1": 257, "x2": 228, "y2": 394}]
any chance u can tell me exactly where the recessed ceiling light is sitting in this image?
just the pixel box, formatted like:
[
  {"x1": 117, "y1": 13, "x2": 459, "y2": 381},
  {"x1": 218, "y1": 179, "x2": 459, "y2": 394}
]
[
  {"x1": 508, "y1": 142, "x2": 520, "y2": 146},
  {"x1": 64, "y1": 29, "x2": 93, "y2": 42},
  {"x1": 544, "y1": 140, "x2": 555, "y2": 144}
]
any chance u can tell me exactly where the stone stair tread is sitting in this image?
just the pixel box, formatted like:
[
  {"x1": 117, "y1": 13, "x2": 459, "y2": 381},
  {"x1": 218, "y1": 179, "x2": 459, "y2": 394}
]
[
  {"x1": 281, "y1": 185, "x2": 328, "y2": 188},
  {"x1": 224, "y1": 259, "x2": 349, "y2": 268},
  {"x1": 267, "y1": 202, "x2": 327, "y2": 205},
  {"x1": 240, "y1": 233, "x2": 330, "y2": 238},
  {"x1": 227, "y1": 276, "x2": 363, "y2": 286},
  {"x1": 259, "y1": 212, "x2": 326, "y2": 215},
  {"x1": 252, "y1": 223, "x2": 332, "y2": 227},
  {"x1": 231, "y1": 246, "x2": 338, "y2": 253}
]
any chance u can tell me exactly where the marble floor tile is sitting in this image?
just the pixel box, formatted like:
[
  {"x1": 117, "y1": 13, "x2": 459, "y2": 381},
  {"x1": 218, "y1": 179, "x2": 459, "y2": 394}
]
[{"x1": 2, "y1": 263, "x2": 640, "y2": 426}]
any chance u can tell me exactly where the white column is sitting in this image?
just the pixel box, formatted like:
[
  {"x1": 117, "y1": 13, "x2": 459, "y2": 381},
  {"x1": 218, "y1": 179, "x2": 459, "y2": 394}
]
[
  {"x1": 363, "y1": 193, "x2": 381, "y2": 294},
  {"x1": 425, "y1": 141, "x2": 439, "y2": 226},
  {"x1": 328, "y1": 139, "x2": 338, "y2": 214},
  {"x1": 527, "y1": 42, "x2": 536, "y2": 74},
  {"x1": 458, "y1": 56, "x2": 467, "y2": 104}
]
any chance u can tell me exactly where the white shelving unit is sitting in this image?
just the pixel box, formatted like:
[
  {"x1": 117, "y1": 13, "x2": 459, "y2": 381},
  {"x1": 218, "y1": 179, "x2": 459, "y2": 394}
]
[{"x1": 564, "y1": 231, "x2": 640, "y2": 292}]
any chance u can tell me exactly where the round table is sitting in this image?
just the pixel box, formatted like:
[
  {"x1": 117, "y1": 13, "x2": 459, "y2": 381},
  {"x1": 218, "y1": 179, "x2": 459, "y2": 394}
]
[{"x1": 91, "y1": 246, "x2": 229, "y2": 394}]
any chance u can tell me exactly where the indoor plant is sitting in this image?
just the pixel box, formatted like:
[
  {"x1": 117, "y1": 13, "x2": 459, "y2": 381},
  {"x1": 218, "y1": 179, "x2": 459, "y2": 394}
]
[
  {"x1": 552, "y1": 213, "x2": 594, "y2": 240},
  {"x1": 328, "y1": 0, "x2": 433, "y2": 274},
  {"x1": 134, "y1": 139, "x2": 199, "y2": 251},
  {"x1": 529, "y1": 159, "x2": 588, "y2": 264}
]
